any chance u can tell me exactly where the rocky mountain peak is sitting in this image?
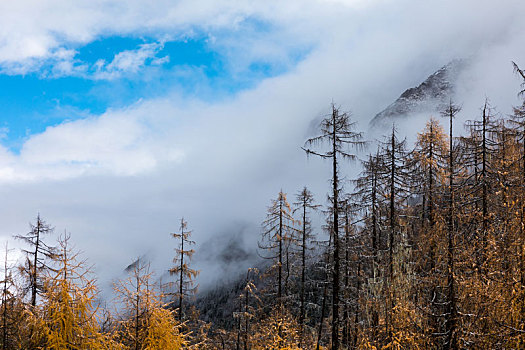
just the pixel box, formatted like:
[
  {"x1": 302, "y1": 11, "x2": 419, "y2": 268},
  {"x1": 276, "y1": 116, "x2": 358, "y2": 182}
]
[{"x1": 370, "y1": 59, "x2": 466, "y2": 127}]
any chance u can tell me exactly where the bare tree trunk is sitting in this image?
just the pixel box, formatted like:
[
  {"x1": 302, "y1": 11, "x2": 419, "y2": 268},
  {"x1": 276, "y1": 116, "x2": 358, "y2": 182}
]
[
  {"x1": 342, "y1": 206, "x2": 350, "y2": 348},
  {"x1": 31, "y1": 218, "x2": 41, "y2": 308},
  {"x1": 317, "y1": 236, "x2": 332, "y2": 350},
  {"x1": 331, "y1": 108, "x2": 341, "y2": 350},
  {"x1": 179, "y1": 221, "x2": 184, "y2": 322},
  {"x1": 444, "y1": 102, "x2": 458, "y2": 350},
  {"x1": 353, "y1": 260, "x2": 361, "y2": 348},
  {"x1": 279, "y1": 199, "x2": 283, "y2": 303},
  {"x1": 300, "y1": 199, "x2": 307, "y2": 348},
  {"x1": 387, "y1": 129, "x2": 396, "y2": 343}
]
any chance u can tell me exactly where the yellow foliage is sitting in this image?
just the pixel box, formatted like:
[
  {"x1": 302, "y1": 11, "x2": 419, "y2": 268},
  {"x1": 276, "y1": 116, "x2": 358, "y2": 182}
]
[
  {"x1": 251, "y1": 306, "x2": 317, "y2": 350},
  {"x1": 114, "y1": 259, "x2": 187, "y2": 350},
  {"x1": 42, "y1": 234, "x2": 109, "y2": 350},
  {"x1": 143, "y1": 307, "x2": 185, "y2": 350}
]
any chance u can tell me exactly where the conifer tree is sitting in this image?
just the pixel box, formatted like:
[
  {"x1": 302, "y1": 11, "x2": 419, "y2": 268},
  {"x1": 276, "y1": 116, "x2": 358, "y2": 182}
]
[
  {"x1": 352, "y1": 152, "x2": 383, "y2": 346},
  {"x1": 0, "y1": 244, "x2": 15, "y2": 350},
  {"x1": 462, "y1": 102, "x2": 498, "y2": 274},
  {"x1": 303, "y1": 103, "x2": 364, "y2": 350},
  {"x1": 169, "y1": 218, "x2": 199, "y2": 322},
  {"x1": 441, "y1": 100, "x2": 461, "y2": 349},
  {"x1": 513, "y1": 61, "x2": 525, "y2": 96},
  {"x1": 15, "y1": 215, "x2": 58, "y2": 308},
  {"x1": 115, "y1": 258, "x2": 185, "y2": 349},
  {"x1": 340, "y1": 199, "x2": 362, "y2": 349},
  {"x1": 234, "y1": 268, "x2": 261, "y2": 350},
  {"x1": 293, "y1": 186, "x2": 318, "y2": 347},
  {"x1": 510, "y1": 63, "x2": 525, "y2": 347},
  {"x1": 410, "y1": 117, "x2": 449, "y2": 342},
  {"x1": 259, "y1": 191, "x2": 296, "y2": 305},
  {"x1": 251, "y1": 306, "x2": 317, "y2": 350},
  {"x1": 376, "y1": 126, "x2": 411, "y2": 344},
  {"x1": 115, "y1": 259, "x2": 154, "y2": 349},
  {"x1": 42, "y1": 233, "x2": 110, "y2": 349}
]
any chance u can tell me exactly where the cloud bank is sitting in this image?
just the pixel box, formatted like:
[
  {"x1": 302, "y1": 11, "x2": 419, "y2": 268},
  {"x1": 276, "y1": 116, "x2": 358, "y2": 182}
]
[{"x1": 0, "y1": 0, "x2": 523, "y2": 293}]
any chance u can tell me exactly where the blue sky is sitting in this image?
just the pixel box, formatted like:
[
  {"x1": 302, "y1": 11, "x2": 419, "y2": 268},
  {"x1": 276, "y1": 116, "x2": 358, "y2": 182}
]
[{"x1": 0, "y1": 29, "x2": 310, "y2": 152}]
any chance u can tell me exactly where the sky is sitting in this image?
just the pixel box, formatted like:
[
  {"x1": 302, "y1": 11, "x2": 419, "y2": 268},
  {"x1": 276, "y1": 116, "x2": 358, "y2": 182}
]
[{"x1": 0, "y1": 0, "x2": 524, "y2": 296}]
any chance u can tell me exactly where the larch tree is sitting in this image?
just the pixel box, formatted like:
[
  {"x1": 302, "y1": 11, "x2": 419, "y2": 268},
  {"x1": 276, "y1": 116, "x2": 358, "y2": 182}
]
[
  {"x1": 510, "y1": 62, "x2": 525, "y2": 347},
  {"x1": 115, "y1": 258, "x2": 185, "y2": 350},
  {"x1": 314, "y1": 227, "x2": 332, "y2": 350},
  {"x1": 115, "y1": 259, "x2": 154, "y2": 349},
  {"x1": 293, "y1": 187, "x2": 319, "y2": 347},
  {"x1": 259, "y1": 190, "x2": 296, "y2": 305},
  {"x1": 440, "y1": 100, "x2": 461, "y2": 350},
  {"x1": 169, "y1": 218, "x2": 199, "y2": 322},
  {"x1": 353, "y1": 153, "x2": 382, "y2": 275},
  {"x1": 0, "y1": 244, "x2": 15, "y2": 350},
  {"x1": 454, "y1": 103, "x2": 499, "y2": 347},
  {"x1": 352, "y1": 152, "x2": 383, "y2": 346},
  {"x1": 375, "y1": 126, "x2": 411, "y2": 345},
  {"x1": 340, "y1": 199, "x2": 362, "y2": 349},
  {"x1": 234, "y1": 268, "x2": 261, "y2": 350},
  {"x1": 462, "y1": 102, "x2": 498, "y2": 275},
  {"x1": 251, "y1": 306, "x2": 310, "y2": 350},
  {"x1": 513, "y1": 61, "x2": 525, "y2": 96},
  {"x1": 41, "y1": 233, "x2": 110, "y2": 350},
  {"x1": 303, "y1": 103, "x2": 364, "y2": 350},
  {"x1": 142, "y1": 306, "x2": 184, "y2": 350},
  {"x1": 410, "y1": 117, "x2": 449, "y2": 343},
  {"x1": 15, "y1": 214, "x2": 58, "y2": 308}
]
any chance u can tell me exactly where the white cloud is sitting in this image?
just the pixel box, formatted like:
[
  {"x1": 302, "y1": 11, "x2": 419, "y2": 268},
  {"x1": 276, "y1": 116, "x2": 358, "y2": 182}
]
[
  {"x1": 0, "y1": 0, "x2": 523, "y2": 292},
  {"x1": 0, "y1": 41, "x2": 168, "y2": 79},
  {"x1": 93, "y1": 43, "x2": 164, "y2": 79},
  {"x1": 0, "y1": 100, "x2": 186, "y2": 182},
  {"x1": 0, "y1": 1, "x2": 330, "y2": 76}
]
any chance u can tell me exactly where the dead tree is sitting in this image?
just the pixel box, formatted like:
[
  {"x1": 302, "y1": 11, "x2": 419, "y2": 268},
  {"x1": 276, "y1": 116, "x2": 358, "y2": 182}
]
[
  {"x1": 15, "y1": 214, "x2": 58, "y2": 307},
  {"x1": 441, "y1": 101, "x2": 461, "y2": 350},
  {"x1": 169, "y1": 218, "x2": 199, "y2": 322},
  {"x1": 303, "y1": 103, "x2": 364, "y2": 350},
  {"x1": 259, "y1": 190, "x2": 296, "y2": 305},
  {"x1": 352, "y1": 152, "x2": 383, "y2": 345},
  {"x1": 375, "y1": 126, "x2": 411, "y2": 344},
  {"x1": 293, "y1": 187, "x2": 319, "y2": 347}
]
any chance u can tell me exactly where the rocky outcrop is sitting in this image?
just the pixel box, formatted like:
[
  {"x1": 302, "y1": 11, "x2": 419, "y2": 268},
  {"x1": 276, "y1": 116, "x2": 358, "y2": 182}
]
[{"x1": 370, "y1": 59, "x2": 466, "y2": 127}]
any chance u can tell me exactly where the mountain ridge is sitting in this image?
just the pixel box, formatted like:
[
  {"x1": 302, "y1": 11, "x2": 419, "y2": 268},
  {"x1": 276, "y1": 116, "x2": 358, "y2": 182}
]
[{"x1": 370, "y1": 59, "x2": 466, "y2": 127}]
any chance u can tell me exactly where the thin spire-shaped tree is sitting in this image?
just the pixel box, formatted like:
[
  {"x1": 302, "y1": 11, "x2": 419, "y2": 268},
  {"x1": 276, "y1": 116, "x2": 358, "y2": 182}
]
[
  {"x1": 441, "y1": 101, "x2": 461, "y2": 349},
  {"x1": 259, "y1": 190, "x2": 296, "y2": 304},
  {"x1": 303, "y1": 103, "x2": 364, "y2": 350},
  {"x1": 293, "y1": 187, "x2": 319, "y2": 347},
  {"x1": 169, "y1": 218, "x2": 199, "y2": 322},
  {"x1": 15, "y1": 214, "x2": 58, "y2": 308}
]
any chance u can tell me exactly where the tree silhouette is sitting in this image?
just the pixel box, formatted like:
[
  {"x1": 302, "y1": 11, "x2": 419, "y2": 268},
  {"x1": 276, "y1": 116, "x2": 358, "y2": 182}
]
[
  {"x1": 15, "y1": 215, "x2": 58, "y2": 308},
  {"x1": 169, "y1": 218, "x2": 199, "y2": 322},
  {"x1": 303, "y1": 103, "x2": 364, "y2": 349}
]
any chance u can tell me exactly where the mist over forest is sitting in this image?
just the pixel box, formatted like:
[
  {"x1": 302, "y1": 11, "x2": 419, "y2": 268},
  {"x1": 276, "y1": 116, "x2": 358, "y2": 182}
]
[{"x1": 0, "y1": 0, "x2": 524, "y2": 348}]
